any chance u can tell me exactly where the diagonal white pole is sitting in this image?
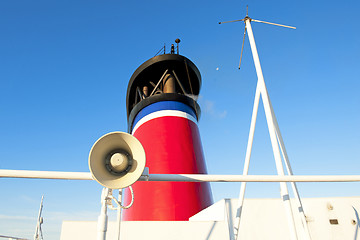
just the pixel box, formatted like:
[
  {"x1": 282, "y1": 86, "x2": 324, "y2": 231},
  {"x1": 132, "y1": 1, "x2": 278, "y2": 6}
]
[
  {"x1": 235, "y1": 18, "x2": 298, "y2": 240},
  {"x1": 268, "y1": 98, "x2": 312, "y2": 239},
  {"x1": 233, "y1": 80, "x2": 261, "y2": 238},
  {"x1": 33, "y1": 195, "x2": 44, "y2": 240}
]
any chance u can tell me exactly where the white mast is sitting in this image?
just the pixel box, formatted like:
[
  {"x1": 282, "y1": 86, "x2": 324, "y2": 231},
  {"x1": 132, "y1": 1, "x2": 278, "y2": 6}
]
[{"x1": 220, "y1": 7, "x2": 311, "y2": 240}]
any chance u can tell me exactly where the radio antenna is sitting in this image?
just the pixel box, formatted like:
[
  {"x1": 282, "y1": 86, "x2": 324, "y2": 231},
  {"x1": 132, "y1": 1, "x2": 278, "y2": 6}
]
[{"x1": 219, "y1": 5, "x2": 296, "y2": 69}]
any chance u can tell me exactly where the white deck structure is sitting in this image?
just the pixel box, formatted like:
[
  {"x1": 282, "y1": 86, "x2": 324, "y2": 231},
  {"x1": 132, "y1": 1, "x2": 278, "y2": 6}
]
[{"x1": 61, "y1": 196, "x2": 360, "y2": 240}]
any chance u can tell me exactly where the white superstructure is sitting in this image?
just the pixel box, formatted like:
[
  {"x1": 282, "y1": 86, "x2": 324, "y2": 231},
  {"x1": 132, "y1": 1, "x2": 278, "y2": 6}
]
[{"x1": 60, "y1": 196, "x2": 360, "y2": 240}]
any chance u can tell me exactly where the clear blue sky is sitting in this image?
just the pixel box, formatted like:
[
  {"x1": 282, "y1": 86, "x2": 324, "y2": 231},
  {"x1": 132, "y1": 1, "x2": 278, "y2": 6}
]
[{"x1": 0, "y1": 0, "x2": 359, "y2": 239}]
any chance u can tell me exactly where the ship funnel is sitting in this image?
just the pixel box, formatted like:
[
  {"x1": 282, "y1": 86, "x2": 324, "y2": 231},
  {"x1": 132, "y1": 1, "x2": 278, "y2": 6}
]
[{"x1": 123, "y1": 53, "x2": 213, "y2": 221}]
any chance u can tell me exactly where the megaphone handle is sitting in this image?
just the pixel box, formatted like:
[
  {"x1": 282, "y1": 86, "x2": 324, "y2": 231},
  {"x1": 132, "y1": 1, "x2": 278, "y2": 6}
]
[{"x1": 108, "y1": 186, "x2": 134, "y2": 210}]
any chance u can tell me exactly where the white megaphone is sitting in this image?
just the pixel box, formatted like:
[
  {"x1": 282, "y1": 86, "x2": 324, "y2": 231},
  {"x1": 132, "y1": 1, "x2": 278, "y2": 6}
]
[{"x1": 88, "y1": 132, "x2": 146, "y2": 189}]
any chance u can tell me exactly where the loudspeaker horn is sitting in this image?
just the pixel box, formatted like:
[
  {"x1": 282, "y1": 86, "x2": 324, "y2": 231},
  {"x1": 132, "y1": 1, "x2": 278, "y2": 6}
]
[{"x1": 88, "y1": 132, "x2": 146, "y2": 189}]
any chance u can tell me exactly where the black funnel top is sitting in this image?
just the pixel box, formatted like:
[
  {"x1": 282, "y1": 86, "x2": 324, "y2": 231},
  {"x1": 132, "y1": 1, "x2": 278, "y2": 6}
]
[{"x1": 126, "y1": 54, "x2": 201, "y2": 120}]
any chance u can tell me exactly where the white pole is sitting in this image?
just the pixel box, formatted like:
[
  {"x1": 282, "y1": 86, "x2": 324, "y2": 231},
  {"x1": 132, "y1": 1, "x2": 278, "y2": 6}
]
[
  {"x1": 97, "y1": 188, "x2": 109, "y2": 240},
  {"x1": 270, "y1": 99, "x2": 312, "y2": 239},
  {"x1": 33, "y1": 195, "x2": 43, "y2": 240},
  {"x1": 262, "y1": 31, "x2": 311, "y2": 240},
  {"x1": 116, "y1": 189, "x2": 123, "y2": 240},
  {"x1": 244, "y1": 18, "x2": 298, "y2": 240},
  {"x1": 233, "y1": 80, "x2": 261, "y2": 238},
  {"x1": 225, "y1": 200, "x2": 235, "y2": 240}
]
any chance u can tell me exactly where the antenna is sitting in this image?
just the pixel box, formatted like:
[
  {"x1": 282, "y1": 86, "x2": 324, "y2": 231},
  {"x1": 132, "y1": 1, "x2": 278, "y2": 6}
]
[
  {"x1": 219, "y1": 5, "x2": 296, "y2": 69},
  {"x1": 175, "y1": 38, "x2": 181, "y2": 54},
  {"x1": 154, "y1": 44, "x2": 166, "y2": 57},
  {"x1": 33, "y1": 196, "x2": 44, "y2": 240}
]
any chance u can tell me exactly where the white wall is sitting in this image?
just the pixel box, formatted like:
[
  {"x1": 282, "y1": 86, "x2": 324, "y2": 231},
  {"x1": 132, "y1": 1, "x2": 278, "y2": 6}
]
[{"x1": 61, "y1": 197, "x2": 360, "y2": 240}]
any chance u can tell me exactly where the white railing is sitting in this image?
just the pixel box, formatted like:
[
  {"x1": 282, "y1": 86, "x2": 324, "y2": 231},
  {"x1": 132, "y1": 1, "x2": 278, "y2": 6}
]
[
  {"x1": 1, "y1": 169, "x2": 360, "y2": 182},
  {"x1": 2, "y1": 168, "x2": 360, "y2": 240}
]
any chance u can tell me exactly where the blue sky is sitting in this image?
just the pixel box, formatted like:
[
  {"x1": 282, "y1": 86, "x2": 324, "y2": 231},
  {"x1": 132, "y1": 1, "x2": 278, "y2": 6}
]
[{"x1": 0, "y1": 0, "x2": 359, "y2": 239}]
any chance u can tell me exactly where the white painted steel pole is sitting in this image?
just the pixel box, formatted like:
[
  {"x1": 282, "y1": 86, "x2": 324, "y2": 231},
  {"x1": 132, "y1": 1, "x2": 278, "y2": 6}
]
[
  {"x1": 225, "y1": 200, "x2": 235, "y2": 240},
  {"x1": 116, "y1": 189, "x2": 123, "y2": 240},
  {"x1": 259, "y1": 27, "x2": 311, "y2": 238},
  {"x1": 233, "y1": 80, "x2": 261, "y2": 238},
  {"x1": 243, "y1": 18, "x2": 298, "y2": 240},
  {"x1": 97, "y1": 188, "x2": 109, "y2": 240},
  {"x1": 33, "y1": 195, "x2": 43, "y2": 240},
  {"x1": 269, "y1": 97, "x2": 312, "y2": 240}
]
